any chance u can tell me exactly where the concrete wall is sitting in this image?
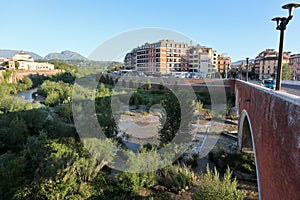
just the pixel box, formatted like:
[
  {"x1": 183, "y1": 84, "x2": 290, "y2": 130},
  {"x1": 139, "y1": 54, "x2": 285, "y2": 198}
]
[{"x1": 235, "y1": 80, "x2": 300, "y2": 200}]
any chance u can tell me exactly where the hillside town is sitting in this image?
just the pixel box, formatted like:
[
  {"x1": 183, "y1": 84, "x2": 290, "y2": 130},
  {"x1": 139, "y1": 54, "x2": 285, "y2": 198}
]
[{"x1": 0, "y1": 51, "x2": 54, "y2": 71}]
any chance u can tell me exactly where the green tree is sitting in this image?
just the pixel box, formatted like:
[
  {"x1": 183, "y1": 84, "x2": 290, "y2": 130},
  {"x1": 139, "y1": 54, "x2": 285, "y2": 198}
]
[
  {"x1": 45, "y1": 91, "x2": 60, "y2": 106},
  {"x1": 2, "y1": 70, "x2": 12, "y2": 83},
  {"x1": 0, "y1": 116, "x2": 28, "y2": 152},
  {"x1": 129, "y1": 78, "x2": 133, "y2": 88},
  {"x1": 282, "y1": 63, "x2": 292, "y2": 80},
  {"x1": 159, "y1": 78, "x2": 164, "y2": 90},
  {"x1": 15, "y1": 61, "x2": 20, "y2": 69},
  {"x1": 21, "y1": 77, "x2": 33, "y2": 90},
  {"x1": 55, "y1": 104, "x2": 73, "y2": 123},
  {"x1": 136, "y1": 78, "x2": 141, "y2": 88},
  {"x1": 38, "y1": 80, "x2": 72, "y2": 106},
  {"x1": 95, "y1": 96, "x2": 118, "y2": 138},
  {"x1": 1, "y1": 61, "x2": 8, "y2": 67},
  {"x1": 147, "y1": 78, "x2": 151, "y2": 90},
  {"x1": 158, "y1": 91, "x2": 195, "y2": 145},
  {"x1": 0, "y1": 152, "x2": 26, "y2": 199}
]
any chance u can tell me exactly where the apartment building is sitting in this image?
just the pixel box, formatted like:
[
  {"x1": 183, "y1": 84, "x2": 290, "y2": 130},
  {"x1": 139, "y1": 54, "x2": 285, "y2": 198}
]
[
  {"x1": 125, "y1": 40, "x2": 188, "y2": 73},
  {"x1": 124, "y1": 40, "x2": 222, "y2": 74},
  {"x1": 289, "y1": 53, "x2": 300, "y2": 80},
  {"x1": 254, "y1": 49, "x2": 290, "y2": 79},
  {"x1": 124, "y1": 49, "x2": 137, "y2": 69},
  {"x1": 216, "y1": 54, "x2": 231, "y2": 73},
  {"x1": 188, "y1": 45, "x2": 217, "y2": 73}
]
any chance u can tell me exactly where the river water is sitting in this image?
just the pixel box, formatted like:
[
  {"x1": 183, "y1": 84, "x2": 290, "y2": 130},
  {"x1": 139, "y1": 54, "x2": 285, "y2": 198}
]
[{"x1": 13, "y1": 88, "x2": 38, "y2": 103}]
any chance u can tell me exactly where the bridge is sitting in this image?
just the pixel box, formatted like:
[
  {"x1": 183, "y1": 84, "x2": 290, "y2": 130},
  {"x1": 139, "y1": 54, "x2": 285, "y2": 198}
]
[{"x1": 233, "y1": 79, "x2": 300, "y2": 200}]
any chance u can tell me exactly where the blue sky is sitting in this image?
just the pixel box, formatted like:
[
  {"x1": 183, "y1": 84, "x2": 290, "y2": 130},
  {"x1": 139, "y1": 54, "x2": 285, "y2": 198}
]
[{"x1": 1, "y1": 0, "x2": 300, "y2": 61}]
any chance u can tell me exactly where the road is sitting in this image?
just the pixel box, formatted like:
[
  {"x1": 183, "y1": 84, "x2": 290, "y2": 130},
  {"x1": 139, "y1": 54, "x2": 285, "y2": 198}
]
[
  {"x1": 249, "y1": 80, "x2": 300, "y2": 96},
  {"x1": 281, "y1": 83, "x2": 300, "y2": 96}
]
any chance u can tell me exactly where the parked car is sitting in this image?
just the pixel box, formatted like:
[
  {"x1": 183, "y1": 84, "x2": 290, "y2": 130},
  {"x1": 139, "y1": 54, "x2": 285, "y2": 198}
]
[{"x1": 262, "y1": 79, "x2": 275, "y2": 89}]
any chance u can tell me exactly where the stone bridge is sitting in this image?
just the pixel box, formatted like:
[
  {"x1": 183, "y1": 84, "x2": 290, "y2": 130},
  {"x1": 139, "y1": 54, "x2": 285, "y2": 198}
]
[{"x1": 233, "y1": 80, "x2": 300, "y2": 200}]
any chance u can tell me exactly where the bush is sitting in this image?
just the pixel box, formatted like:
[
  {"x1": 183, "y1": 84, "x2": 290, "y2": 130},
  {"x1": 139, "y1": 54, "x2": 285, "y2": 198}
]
[
  {"x1": 195, "y1": 91, "x2": 211, "y2": 105},
  {"x1": 226, "y1": 153, "x2": 256, "y2": 175},
  {"x1": 0, "y1": 152, "x2": 26, "y2": 199},
  {"x1": 209, "y1": 151, "x2": 256, "y2": 175},
  {"x1": 156, "y1": 164, "x2": 197, "y2": 193},
  {"x1": 150, "y1": 192, "x2": 172, "y2": 200},
  {"x1": 185, "y1": 154, "x2": 198, "y2": 168},
  {"x1": 193, "y1": 166, "x2": 244, "y2": 200}
]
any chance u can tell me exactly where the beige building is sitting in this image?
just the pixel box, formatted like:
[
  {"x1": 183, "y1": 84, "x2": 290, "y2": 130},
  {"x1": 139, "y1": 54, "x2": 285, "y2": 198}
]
[
  {"x1": 188, "y1": 45, "x2": 217, "y2": 73},
  {"x1": 17, "y1": 61, "x2": 54, "y2": 70},
  {"x1": 12, "y1": 51, "x2": 34, "y2": 62},
  {"x1": 289, "y1": 54, "x2": 300, "y2": 80},
  {"x1": 11, "y1": 51, "x2": 54, "y2": 70},
  {"x1": 254, "y1": 49, "x2": 290, "y2": 79},
  {"x1": 127, "y1": 40, "x2": 188, "y2": 73},
  {"x1": 124, "y1": 40, "x2": 222, "y2": 74},
  {"x1": 216, "y1": 54, "x2": 231, "y2": 73}
]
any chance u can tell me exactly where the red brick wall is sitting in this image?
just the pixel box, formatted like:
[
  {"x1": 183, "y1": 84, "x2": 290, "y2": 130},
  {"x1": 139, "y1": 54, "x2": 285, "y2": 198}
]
[{"x1": 235, "y1": 80, "x2": 300, "y2": 200}]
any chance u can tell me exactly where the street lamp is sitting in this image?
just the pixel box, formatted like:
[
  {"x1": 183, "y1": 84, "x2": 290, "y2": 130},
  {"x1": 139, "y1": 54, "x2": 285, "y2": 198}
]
[
  {"x1": 246, "y1": 57, "x2": 249, "y2": 81},
  {"x1": 272, "y1": 3, "x2": 300, "y2": 90}
]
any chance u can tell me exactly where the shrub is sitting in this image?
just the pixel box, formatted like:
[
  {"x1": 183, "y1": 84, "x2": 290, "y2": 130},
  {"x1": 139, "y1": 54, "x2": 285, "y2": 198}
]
[
  {"x1": 185, "y1": 153, "x2": 198, "y2": 168},
  {"x1": 156, "y1": 164, "x2": 197, "y2": 193},
  {"x1": 209, "y1": 151, "x2": 256, "y2": 175},
  {"x1": 193, "y1": 166, "x2": 244, "y2": 200},
  {"x1": 149, "y1": 192, "x2": 172, "y2": 200},
  {"x1": 159, "y1": 79, "x2": 164, "y2": 90},
  {"x1": 194, "y1": 100, "x2": 204, "y2": 111},
  {"x1": 226, "y1": 153, "x2": 256, "y2": 175}
]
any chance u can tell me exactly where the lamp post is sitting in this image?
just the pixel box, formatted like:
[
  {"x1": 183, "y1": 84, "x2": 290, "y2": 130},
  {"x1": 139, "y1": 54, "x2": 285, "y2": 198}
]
[
  {"x1": 246, "y1": 57, "x2": 249, "y2": 81},
  {"x1": 240, "y1": 66, "x2": 242, "y2": 80},
  {"x1": 272, "y1": 3, "x2": 300, "y2": 90}
]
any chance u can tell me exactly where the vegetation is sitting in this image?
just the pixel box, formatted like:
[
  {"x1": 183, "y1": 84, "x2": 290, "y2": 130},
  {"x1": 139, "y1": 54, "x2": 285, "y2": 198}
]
[
  {"x1": 209, "y1": 150, "x2": 256, "y2": 175},
  {"x1": 157, "y1": 164, "x2": 197, "y2": 193},
  {"x1": 0, "y1": 65, "x2": 246, "y2": 199},
  {"x1": 193, "y1": 166, "x2": 244, "y2": 200},
  {"x1": 282, "y1": 63, "x2": 292, "y2": 80}
]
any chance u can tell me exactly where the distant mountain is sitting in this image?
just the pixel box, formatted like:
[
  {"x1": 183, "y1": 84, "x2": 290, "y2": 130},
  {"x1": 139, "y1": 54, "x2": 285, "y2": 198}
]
[
  {"x1": 232, "y1": 59, "x2": 255, "y2": 66},
  {"x1": 44, "y1": 50, "x2": 87, "y2": 61},
  {"x1": 0, "y1": 49, "x2": 42, "y2": 60}
]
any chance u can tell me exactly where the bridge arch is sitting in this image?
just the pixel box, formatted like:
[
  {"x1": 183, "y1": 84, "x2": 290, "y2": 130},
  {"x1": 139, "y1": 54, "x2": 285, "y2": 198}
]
[{"x1": 238, "y1": 109, "x2": 261, "y2": 199}]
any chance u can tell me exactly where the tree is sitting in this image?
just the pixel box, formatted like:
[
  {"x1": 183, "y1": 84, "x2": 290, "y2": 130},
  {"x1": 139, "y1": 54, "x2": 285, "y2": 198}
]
[
  {"x1": 21, "y1": 76, "x2": 33, "y2": 90},
  {"x1": 282, "y1": 63, "x2": 292, "y2": 80},
  {"x1": 147, "y1": 78, "x2": 151, "y2": 90},
  {"x1": 129, "y1": 78, "x2": 133, "y2": 88},
  {"x1": 136, "y1": 78, "x2": 141, "y2": 88},
  {"x1": 45, "y1": 91, "x2": 60, "y2": 106},
  {"x1": 0, "y1": 152, "x2": 26, "y2": 199},
  {"x1": 15, "y1": 61, "x2": 20, "y2": 69},
  {"x1": 158, "y1": 91, "x2": 196, "y2": 146},
  {"x1": 159, "y1": 78, "x2": 164, "y2": 90},
  {"x1": 1, "y1": 61, "x2": 8, "y2": 67}
]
